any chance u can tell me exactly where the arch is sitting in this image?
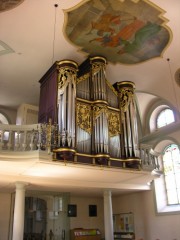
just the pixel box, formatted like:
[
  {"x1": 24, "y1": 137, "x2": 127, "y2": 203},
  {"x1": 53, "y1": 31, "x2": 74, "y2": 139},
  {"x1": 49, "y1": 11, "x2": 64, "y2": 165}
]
[
  {"x1": 0, "y1": 112, "x2": 9, "y2": 124},
  {"x1": 153, "y1": 138, "x2": 180, "y2": 214},
  {"x1": 147, "y1": 99, "x2": 179, "y2": 134}
]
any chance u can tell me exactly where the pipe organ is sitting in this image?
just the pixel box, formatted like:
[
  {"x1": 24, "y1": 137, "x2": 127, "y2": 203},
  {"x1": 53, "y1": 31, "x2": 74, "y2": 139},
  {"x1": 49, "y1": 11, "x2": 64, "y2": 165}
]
[{"x1": 38, "y1": 56, "x2": 141, "y2": 169}]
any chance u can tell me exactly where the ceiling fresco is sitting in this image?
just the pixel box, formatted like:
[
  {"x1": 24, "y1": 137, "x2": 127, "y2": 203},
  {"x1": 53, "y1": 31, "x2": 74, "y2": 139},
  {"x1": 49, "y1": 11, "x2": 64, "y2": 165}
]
[
  {"x1": 64, "y1": 0, "x2": 172, "y2": 64},
  {"x1": 0, "y1": 0, "x2": 24, "y2": 12}
]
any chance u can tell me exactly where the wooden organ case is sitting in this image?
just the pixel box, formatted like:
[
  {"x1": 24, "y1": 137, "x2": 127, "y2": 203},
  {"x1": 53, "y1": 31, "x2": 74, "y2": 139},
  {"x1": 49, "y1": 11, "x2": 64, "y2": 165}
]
[{"x1": 38, "y1": 56, "x2": 141, "y2": 169}]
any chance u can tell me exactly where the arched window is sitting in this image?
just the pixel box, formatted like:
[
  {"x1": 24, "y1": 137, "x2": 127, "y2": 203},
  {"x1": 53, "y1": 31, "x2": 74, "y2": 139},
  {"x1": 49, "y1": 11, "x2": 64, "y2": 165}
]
[
  {"x1": 0, "y1": 113, "x2": 9, "y2": 124},
  {"x1": 0, "y1": 113, "x2": 9, "y2": 141},
  {"x1": 149, "y1": 105, "x2": 175, "y2": 133},
  {"x1": 163, "y1": 144, "x2": 180, "y2": 205},
  {"x1": 157, "y1": 108, "x2": 175, "y2": 129},
  {"x1": 154, "y1": 141, "x2": 180, "y2": 214}
]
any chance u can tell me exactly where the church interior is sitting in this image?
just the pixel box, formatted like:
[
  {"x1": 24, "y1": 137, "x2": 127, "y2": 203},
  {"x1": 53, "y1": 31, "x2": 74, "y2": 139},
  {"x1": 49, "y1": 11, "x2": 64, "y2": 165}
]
[{"x1": 0, "y1": 0, "x2": 180, "y2": 240}]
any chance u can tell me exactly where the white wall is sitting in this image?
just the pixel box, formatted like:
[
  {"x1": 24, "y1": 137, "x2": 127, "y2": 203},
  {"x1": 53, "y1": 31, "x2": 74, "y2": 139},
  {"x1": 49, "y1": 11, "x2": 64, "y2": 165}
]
[
  {"x1": 0, "y1": 193, "x2": 12, "y2": 240},
  {"x1": 16, "y1": 104, "x2": 39, "y2": 125},
  {"x1": 69, "y1": 196, "x2": 105, "y2": 238},
  {"x1": 113, "y1": 191, "x2": 146, "y2": 240},
  {"x1": 140, "y1": 190, "x2": 180, "y2": 240},
  {"x1": 1, "y1": 191, "x2": 180, "y2": 240},
  {"x1": 113, "y1": 190, "x2": 180, "y2": 240}
]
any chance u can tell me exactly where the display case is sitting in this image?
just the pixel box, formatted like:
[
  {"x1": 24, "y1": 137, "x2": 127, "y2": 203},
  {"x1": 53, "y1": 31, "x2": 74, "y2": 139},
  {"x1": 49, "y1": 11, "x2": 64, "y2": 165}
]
[
  {"x1": 113, "y1": 213, "x2": 135, "y2": 240},
  {"x1": 70, "y1": 229, "x2": 101, "y2": 240}
]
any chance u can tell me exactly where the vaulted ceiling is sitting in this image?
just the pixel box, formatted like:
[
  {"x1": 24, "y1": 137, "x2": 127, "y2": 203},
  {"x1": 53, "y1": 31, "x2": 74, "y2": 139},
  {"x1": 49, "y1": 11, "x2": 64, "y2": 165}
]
[{"x1": 0, "y1": 0, "x2": 180, "y2": 115}]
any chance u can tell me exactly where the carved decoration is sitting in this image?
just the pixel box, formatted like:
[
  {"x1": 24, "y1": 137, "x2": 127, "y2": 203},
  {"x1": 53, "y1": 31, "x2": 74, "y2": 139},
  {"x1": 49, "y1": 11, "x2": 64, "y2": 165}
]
[
  {"x1": 108, "y1": 110, "x2": 121, "y2": 137},
  {"x1": 77, "y1": 73, "x2": 90, "y2": 84},
  {"x1": 76, "y1": 102, "x2": 91, "y2": 134},
  {"x1": 57, "y1": 67, "x2": 77, "y2": 93},
  {"x1": 119, "y1": 87, "x2": 134, "y2": 113},
  {"x1": 92, "y1": 62, "x2": 105, "y2": 75},
  {"x1": 93, "y1": 105, "x2": 108, "y2": 120}
]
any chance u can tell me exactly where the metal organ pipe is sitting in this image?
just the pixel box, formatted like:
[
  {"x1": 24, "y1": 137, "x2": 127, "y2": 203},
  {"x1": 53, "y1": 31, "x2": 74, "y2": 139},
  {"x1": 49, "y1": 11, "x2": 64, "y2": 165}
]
[
  {"x1": 90, "y1": 57, "x2": 109, "y2": 155},
  {"x1": 57, "y1": 60, "x2": 78, "y2": 148},
  {"x1": 131, "y1": 100, "x2": 139, "y2": 156},
  {"x1": 71, "y1": 79, "x2": 76, "y2": 147},
  {"x1": 126, "y1": 106, "x2": 131, "y2": 157},
  {"x1": 129, "y1": 101, "x2": 136, "y2": 157},
  {"x1": 114, "y1": 81, "x2": 139, "y2": 159}
]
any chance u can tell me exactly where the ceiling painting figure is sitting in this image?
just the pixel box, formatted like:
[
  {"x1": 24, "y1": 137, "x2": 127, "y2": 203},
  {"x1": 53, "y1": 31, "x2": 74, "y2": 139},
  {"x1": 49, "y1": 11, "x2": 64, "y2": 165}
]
[{"x1": 64, "y1": 0, "x2": 171, "y2": 64}]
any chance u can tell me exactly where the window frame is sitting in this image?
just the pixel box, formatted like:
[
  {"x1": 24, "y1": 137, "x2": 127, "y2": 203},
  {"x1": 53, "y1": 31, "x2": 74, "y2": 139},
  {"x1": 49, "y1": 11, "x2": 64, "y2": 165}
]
[
  {"x1": 153, "y1": 140, "x2": 180, "y2": 214},
  {"x1": 162, "y1": 144, "x2": 180, "y2": 205},
  {"x1": 156, "y1": 108, "x2": 175, "y2": 129},
  {"x1": 149, "y1": 103, "x2": 177, "y2": 133}
]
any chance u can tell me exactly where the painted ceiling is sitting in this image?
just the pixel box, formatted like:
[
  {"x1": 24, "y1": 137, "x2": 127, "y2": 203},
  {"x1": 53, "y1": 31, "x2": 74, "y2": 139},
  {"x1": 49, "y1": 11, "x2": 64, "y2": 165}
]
[
  {"x1": 0, "y1": 0, "x2": 24, "y2": 12},
  {"x1": 0, "y1": 0, "x2": 179, "y2": 110},
  {"x1": 64, "y1": 0, "x2": 171, "y2": 64}
]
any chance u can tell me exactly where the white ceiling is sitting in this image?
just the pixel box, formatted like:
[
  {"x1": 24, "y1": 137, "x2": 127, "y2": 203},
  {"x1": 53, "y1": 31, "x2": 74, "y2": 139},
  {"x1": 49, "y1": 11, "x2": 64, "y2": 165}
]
[
  {"x1": 0, "y1": 151, "x2": 156, "y2": 197},
  {"x1": 0, "y1": 0, "x2": 180, "y2": 111},
  {"x1": 0, "y1": 0, "x2": 180, "y2": 197}
]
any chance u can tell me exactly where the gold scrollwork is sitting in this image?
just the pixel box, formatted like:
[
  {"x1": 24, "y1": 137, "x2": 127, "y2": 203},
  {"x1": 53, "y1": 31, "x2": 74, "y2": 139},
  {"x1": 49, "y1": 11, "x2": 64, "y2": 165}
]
[
  {"x1": 92, "y1": 62, "x2": 105, "y2": 75},
  {"x1": 108, "y1": 110, "x2": 121, "y2": 137},
  {"x1": 57, "y1": 67, "x2": 77, "y2": 89},
  {"x1": 93, "y1": 105, "x2": 108, "y2": 120},
  {"x1": 76, "y1": 102, "x2": 92, "y2": 134},
  {"x1": 119, "y1": 87, "x2": 134, "y2": 113},
  {"x1": 77, "y1": 73, "x2": 90, "y2": 84}
]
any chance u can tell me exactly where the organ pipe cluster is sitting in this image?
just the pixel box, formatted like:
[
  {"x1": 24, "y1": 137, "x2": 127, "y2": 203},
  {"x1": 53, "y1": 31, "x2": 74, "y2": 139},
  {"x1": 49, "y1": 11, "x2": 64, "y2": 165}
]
[{"x1": 53, "y1": 56, "x2": 141, "y2": 168}]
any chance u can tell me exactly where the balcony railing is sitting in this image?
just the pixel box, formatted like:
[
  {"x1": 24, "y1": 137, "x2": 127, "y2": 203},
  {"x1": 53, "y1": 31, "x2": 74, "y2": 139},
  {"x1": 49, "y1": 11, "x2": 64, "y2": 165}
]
[{"x1": 0, "y1": 123, "x2": 160, "y2": 171}]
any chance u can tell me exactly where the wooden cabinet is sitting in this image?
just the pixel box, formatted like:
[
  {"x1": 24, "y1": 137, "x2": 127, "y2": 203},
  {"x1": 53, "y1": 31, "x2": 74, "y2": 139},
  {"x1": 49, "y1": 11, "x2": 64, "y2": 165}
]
[
  {"x1": 70, "y1": 229, "x2": 101, "y2": 240},
  {"x1": 38, "y1": 63, "x2": 58, "y2": 123}
]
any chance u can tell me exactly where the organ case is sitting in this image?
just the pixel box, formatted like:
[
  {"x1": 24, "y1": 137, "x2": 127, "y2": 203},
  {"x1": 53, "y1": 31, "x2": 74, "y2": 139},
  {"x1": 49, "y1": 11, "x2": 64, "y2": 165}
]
[{"x1": 38, "y1": 56, "x2": 141, "y2": 168}]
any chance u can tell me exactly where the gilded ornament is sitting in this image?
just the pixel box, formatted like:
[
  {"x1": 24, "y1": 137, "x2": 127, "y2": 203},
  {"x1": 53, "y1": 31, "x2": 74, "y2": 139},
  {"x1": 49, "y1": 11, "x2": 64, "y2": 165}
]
[
  {"x1": 57, "y1": 67, "x2": 77, "y2": 89},
  {"x1": 108, "y1": 110, "x2": 121, "y2": 137},
  {"x1": 77, "y1": 73, "x2": 90, "y2": 84},
  {"x1": 119, "y1": 87, "x2": 134, "y2": 113},
  {"x1": 93, "y1": 105, "x2": 108, "y2": 119},
  {"x1": 92, "y1": 62, "x2": 105, "y2": 75},
  {"x1": 76, "y1": 102, "x2": 92, "y2": 134}
]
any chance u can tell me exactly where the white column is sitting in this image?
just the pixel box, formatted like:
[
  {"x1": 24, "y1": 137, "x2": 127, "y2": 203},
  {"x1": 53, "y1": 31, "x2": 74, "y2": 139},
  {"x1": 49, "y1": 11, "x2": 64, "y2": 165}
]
[
  {"x1": 12, "y1": 182, "x2": 26, "y2": 240},
  {"x1": 104, "y1": 189, "x2": 114, "y2": 240}
]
